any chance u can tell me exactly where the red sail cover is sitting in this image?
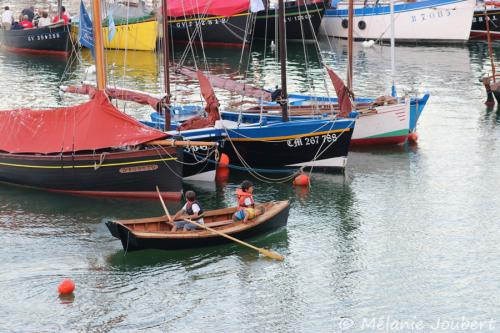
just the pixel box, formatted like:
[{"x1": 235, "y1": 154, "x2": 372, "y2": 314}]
[
  {"x1": 178, "y1": 67, "x2": 271, "y2": 100},
  {"x1": 165, "y1": 0, "x2": 249, "y2": 17},
  {"x1": 0, "y1": 91, "x2": 166, "y2": 154},
  {"x1": 63, "y1": 84, "x2": 163, "y2": 110},
  {"x1": 326, "y1": 66, "x2": 353, "y2": 117}
]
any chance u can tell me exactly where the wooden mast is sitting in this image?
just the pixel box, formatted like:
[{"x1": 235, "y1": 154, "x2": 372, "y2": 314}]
[
  {"x1": 347, "y1": 0, "x2": 353, "y2": 91},
  {"x1": 485, "y1": 9, "x2": 496, "y2": 83},
  {"x1": 92, "y1": 0, "x2": 107, "y2": 91},
  {"x1": 162, "y1": 0, "x2": 171, "y2": 130},
  {"x1": 57, "y1": 0, "x2": 62, "y2": 18},
  {"x1": 278, "y1": 0, "x2": 289, "y2": 122}
]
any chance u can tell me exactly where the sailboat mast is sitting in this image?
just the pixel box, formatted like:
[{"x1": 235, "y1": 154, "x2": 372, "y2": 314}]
[
  {"x1": 485, "y1": 8, "x2": 496, "y2": 83},
  {"x1": 57, "y1": 0, "x2": 62, "y2": 17},
  {"x1": 347, "y1": 0, "x2": 353, "y2": 91},
  {"x1": 278, "y1": 0, "x2": 289, "y2": 122},
  {"x1": 92, "y1": 0, "x2": 107, "y2": 91},
  {"x1": 162, "y1": 0, "x2": 171, "y2": 130},
  {"x1": 390, "y1": 0, "x2": 396, "y2": 95}
]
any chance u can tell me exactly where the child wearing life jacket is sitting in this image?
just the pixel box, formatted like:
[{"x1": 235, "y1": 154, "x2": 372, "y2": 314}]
[
  {"x1": 233, "y1": 180, "x2": 263, "y2": 223},
  {"x1": 170, "y1": 190, "x2": 204, "y2": 231}
]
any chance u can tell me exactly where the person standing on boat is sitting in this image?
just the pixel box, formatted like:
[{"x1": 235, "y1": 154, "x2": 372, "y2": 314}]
[
  {"x1": 20, "y1": 6, "x2": 35, "y2": 22},
  {"x1": 37, "y1": 11, "x2": 51, "y2": 28},
  {"x1": 52, "y1": 6, "x2": 69, "y2": 24},
  {"x1": 1, "y1": 6, "x2": 13, "y2": 30},
  {"x1": 170, "y1": 191, "x2": 204, "y2": 232},
  {"x1": 19, "y1": 15, "x2": 33, "y2": 29}
]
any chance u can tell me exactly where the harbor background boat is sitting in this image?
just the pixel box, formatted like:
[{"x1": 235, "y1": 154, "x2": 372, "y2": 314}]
[{"x1": 1, "y1": 0, "x2": 500, "y2": 331}]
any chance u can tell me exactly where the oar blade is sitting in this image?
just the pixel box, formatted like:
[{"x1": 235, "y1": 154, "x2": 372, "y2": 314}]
[{"x1": 259, "y1": 249, "x2": 285, "y2": 261}]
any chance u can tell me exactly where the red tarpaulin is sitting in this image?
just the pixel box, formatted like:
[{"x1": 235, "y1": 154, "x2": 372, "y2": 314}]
[
  {"x1": 0, "y1": 91, "x2": 166, "y2": 154},
  {"x1": 165, "y1": 0, "x2": 249, "y2": 17},
  {"x1": 326, "y1": 66, "x2": 353, "y2": 117}
]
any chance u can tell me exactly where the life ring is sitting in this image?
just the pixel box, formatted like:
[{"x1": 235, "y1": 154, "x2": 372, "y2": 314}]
[
  {"x1": 341, "y1": 19, "x2": 348, "y2": 29},
  {"x1": 358, "y1": 20, "x2": 367, "y2": 30}
]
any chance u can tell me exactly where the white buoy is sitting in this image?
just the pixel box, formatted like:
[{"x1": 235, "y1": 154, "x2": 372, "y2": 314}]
[{"x1": 362, "y1": 40, "x2": 375, "y2": 48}]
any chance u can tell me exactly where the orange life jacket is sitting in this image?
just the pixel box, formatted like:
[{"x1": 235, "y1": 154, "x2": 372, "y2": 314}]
[{"x1": 236, "y1": 188, "x2": 254, "y2": 209}]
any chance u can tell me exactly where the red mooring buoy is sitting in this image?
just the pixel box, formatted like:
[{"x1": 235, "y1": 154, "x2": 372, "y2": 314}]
[
  {"x1": 408, "y1": 132, "x2": 419, "y2": 143},
  {"x1": 58, "y1": 279, "x2": 75, "y2": 295},
  {"x1": 219, "y1": 153, "x2": 229, "y2": 168},
  {"x1": 293, "y1": 174, "x2": 310, "y2": 186}
]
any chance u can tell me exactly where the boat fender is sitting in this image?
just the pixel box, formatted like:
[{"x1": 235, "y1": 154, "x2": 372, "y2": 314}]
[
  {"x1": 347, "y1": 111, "x2": 359, "y2": 118},
  {"x1": 219, "y1": 153, "x2": 229, "y2": 168},
  {"x1": 293, "y1": 174, "x2": 310, "y2": 186},
  {"x1": 408, "y1": 132, "x2": 419, "y2": 143},
  {"x1": 358, "y1": 20, "x2": 366, "y2": 30},
  {"x1": 341, "y1": 19, "x2": 348, "y2": 29}
]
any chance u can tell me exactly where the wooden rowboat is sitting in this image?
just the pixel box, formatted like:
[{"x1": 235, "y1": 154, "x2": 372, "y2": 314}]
[{"x1": 104, "y1": 200, "x2": 290, "y2": 252}]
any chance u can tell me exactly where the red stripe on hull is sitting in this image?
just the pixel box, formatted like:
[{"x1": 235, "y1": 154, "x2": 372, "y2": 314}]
[
  {"x1": 350, "y1": 135, "x2": 408, "y2": 146},
  {"x1": 3, "y1": 46, "x2": 69, "y2": 56},
  {"x1": 469, "y1": 31, "x2": 500, "y2": 40},
  {"x1": 46, "y1": 189, "x2": 182, "y2": 200}
]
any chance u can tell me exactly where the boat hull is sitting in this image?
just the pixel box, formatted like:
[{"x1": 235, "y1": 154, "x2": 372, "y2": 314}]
[
  {"x1": 71, "y1": 20, "x2": 158, "y2": 51},
  {"x1": 0, "y1": 148, "x2": 184, "y2": 199},
  {"x1": 169, "y1": 1, "x2": 325, "y2": 45},
  {"x1": 0, "y1": 24, "x2": 71, "y2": 56},
  {"x1": 470, "y1": 8, "x2": 500, "y2": 40},
  {"x1": 105, "y1": 201, "x2": 290, "y2": 251},
  {"x1": 320, "y1": 0, "x2": 475, "y2": 42}
]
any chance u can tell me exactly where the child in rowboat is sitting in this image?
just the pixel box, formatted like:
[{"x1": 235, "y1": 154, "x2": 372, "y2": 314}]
[
  {"x1": 232, "y1": 180, "x2": 264, "y2": 223},
  {"x1": 169, "y1": 190, "x2": 204, "y2": 232}
]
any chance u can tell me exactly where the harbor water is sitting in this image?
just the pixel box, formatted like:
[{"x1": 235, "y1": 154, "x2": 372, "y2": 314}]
[{"x1": 1, "y1": 2, "x2": 500, "y2": 332}]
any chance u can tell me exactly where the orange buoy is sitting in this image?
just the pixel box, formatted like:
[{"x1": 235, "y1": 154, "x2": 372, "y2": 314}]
[
  {"x1": 58, "y1": 279, "x2": 75, "y2": 295},
  {"x1": 408, "y1": 132, "x2": 419, "y2": 143},
  {"x1": 219, "y1": 153, "x2": 229, "y2": 168},
  {"x1": 293, "y1": 174, "x2": 310, "y2": 186}
]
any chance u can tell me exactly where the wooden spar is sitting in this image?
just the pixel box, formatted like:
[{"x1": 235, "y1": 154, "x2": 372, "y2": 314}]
[
  {"x1": 57, "y1": 0, "x2": 62, "y2": 18},
  {"x1": 347, "y1": 0, "x2": 353, "y2": 91},
  {"x1": 146, "y1": 140, "x2": 218, "y2": 147},
  {"x1": 278, "y1": 0, "x2": 289, "y2": 122},
  {"x1": 161, "y1": 0, "x2": 172, "y2": 131},
  {"x1": 485, "y1": 8, "x2": 496, "y2": 83},
  {"x1": 92, "y1": 0, "x2": 107, "y2": 91}
]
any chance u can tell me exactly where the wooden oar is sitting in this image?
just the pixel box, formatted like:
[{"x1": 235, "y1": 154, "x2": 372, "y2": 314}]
[
  {"x1": 155, "y1": 186, "x2": 174, "y2": 226},
  {"x1": 181, "y1": 217, "x2": 284, "y2": 261},
  {"x1": 155, "y1": 187, "x2": 284, "y2": 261}
]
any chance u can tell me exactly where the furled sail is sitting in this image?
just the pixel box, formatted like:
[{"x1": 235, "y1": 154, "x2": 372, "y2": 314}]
[
  {"x1": 179, "y1": 70, "x2": 220, "y2": 130},
  {"x1": 0, "y1": 91, "x2": 166, "y2": 154},
  {"x1": 61, "y1": 84, "x2": 165, "y2": 111},
  {"x1": 177, "y1": 67, "x2": 271, "y2": 101},
  {"x1": 326, "y1": 66, "x2": 353, "y2": 117}
]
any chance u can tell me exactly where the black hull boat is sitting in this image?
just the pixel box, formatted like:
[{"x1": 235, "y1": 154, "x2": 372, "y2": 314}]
[
  {"x1": 169, "y1": 1, "x2": 326, "y2": 46},
  {"x1": 471, "y1": 7, "x2": 500, "y2": 40},
  {"x1": 0, "y1": 148, "x2": 184, "y2": 200},
  {"x1": 105, "y1": 200, "x2": 290, "y2": 251},
  {"x1": 0, "y1": 90, "x2": 186, "y2": 199},
  {"x1": 0, "y1": 24, "x2": 71, "y2": 56}
]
